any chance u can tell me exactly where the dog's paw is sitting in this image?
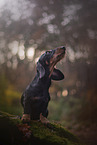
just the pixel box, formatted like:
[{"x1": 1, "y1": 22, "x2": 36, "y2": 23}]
[
  {"x1": 21, "y1": 114, "x2": 30, "y2": 123},
  {"x1": 40, "y1": 113, "x2": 49, "y2": 124}
]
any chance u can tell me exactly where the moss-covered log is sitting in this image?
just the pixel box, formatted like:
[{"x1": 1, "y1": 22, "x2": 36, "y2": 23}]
[{"x1": 0, "y1": 111, "x2": 83, "y2": 145}]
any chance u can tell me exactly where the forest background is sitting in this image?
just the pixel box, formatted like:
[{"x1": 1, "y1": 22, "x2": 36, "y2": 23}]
[{"x1": 0, "y1": 0, "x2": 97, "y2": 144}]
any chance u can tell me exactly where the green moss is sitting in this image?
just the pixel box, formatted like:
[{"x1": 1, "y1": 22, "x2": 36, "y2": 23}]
[
  {"x1": 30, "y1": 121, "x2": 67, "y2": 145},
  {"x1": 0, "y1": 111, "x2": 83, "y2": 145},
  {"x1": 29, "y1": 121, "x2": 80, "y2": 145}
]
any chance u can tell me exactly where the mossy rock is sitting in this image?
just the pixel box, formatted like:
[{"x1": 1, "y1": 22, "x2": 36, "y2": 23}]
[{"x1": 0, "y1": 111, "x2": 83, "y2": 145}]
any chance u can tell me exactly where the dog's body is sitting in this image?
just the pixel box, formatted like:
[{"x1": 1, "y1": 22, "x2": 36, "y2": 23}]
[
  {"x1": 21, "y1": 46, "x2": 66, "y2": 121},
  {"x1": 21, "y1": 72, "x2": 51, "y2": 120}
]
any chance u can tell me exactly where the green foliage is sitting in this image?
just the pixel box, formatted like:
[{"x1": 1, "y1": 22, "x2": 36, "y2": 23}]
[
  {"x1": 5, "y1": 88, "x2": 21, "y2": 105},
  {"x1": 0, "y1": 74, "x2": 23, "y2": 115},
  {"x1": 0, "y1": 73, "x2": 8, "y2": 98},
  {"x1": 48, "y1": 97, "x2": 82, "y2": 126},
  {"x1": 0, "y1": 111, "x2": 82, "y2": 145}
]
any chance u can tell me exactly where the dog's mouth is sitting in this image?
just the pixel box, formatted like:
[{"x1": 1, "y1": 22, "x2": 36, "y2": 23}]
[{"x1": 49, "y1": 46, "x2": 66, "y2": 77}]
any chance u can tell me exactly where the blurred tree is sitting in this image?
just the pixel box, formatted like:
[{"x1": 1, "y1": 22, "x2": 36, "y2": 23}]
[{"x1": 0, "y1": 0, "x2": 97, "y2": 122}]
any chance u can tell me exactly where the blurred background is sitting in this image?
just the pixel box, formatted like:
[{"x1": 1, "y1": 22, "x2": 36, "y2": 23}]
[{"x1": 0, "y1": 0, "x2": 97, "y2": 144}]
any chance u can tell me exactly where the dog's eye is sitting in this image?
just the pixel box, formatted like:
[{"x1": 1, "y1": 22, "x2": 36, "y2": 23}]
[{"x1": 46, "y1": 51, "x2": 52, "y2": 54}]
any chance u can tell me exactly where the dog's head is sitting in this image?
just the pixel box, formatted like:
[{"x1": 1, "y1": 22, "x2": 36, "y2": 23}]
[{"x1": 37, "y1": 46, "x2": 66, "y2": 80}]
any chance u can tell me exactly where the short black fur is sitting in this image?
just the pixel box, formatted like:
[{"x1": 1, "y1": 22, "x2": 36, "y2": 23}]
[{"x1": 21, "y1": 47, "x2": 65, "y2": 120}]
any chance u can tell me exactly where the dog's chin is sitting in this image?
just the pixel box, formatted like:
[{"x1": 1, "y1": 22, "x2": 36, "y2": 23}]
[
  {"x1": 49, "y1": 52, "x2": 65, "y2": 77},
  {"x1": 59, "y1": 52, "x2": 65, "y2": 60}
]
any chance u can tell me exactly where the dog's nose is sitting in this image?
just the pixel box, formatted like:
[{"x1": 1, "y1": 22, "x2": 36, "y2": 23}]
[{"x1": 61, "y1": 46, "x2": 66, "y2": 51}]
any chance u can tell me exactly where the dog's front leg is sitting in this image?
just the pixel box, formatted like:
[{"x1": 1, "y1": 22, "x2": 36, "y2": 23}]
[
  {"x1": 21, "y1": 101, "x2": 31, "y2": 122},
  {"x1": 40, "y1": 113, "x2": 49, "y2": 124},
  {"x1": 21, "y1": 114, "x2": 30, "y2": 122}
]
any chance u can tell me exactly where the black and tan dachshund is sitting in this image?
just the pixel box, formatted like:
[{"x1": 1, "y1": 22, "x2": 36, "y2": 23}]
[{"x1": 21, "y1": 46, "x2": 66, "y2": 122}]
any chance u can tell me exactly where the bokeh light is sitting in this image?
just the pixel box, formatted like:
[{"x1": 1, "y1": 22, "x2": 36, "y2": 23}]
[
  {"x1": 62, "y1": 89, "x2": 68, "y2": 97},
  {"x1": 26, "y1": 47, "x2": 35, "y2": 60}
]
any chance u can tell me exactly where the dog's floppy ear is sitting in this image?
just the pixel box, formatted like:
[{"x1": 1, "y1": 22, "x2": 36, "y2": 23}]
[
  {"x1": 37, "y1": 62, "x2": 45, "y2": 79},
  {"x1": 51, "y1": 68, "x2": 64, "y2": 80}
]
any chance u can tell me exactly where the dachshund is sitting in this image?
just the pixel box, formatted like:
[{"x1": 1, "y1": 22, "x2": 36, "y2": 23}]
[{"x1": 21, "y1": 46, "x2": 66, "y2": 123}]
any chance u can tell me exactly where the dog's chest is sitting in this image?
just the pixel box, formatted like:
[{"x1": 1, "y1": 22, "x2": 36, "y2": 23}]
[{"x1": 42, "y1": 78, "x2": 51, "y2": 89}]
